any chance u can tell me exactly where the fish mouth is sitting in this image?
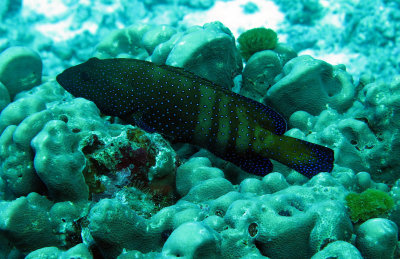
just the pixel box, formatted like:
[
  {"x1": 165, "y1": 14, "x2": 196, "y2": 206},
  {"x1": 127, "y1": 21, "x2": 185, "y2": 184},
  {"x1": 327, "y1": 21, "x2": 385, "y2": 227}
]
[{"x1": 55, "y1": 73, "x2": 63, "y2": 85}]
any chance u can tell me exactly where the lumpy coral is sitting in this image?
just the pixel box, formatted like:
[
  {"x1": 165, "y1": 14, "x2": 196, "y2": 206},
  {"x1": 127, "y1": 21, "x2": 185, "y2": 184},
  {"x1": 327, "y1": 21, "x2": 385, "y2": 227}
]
[
  {"x1": 345, "y1": 188, "x2": 394, "y2": 223},
  {"x1": 237, "y1": 27, "x2": 278, "y2": 61}
]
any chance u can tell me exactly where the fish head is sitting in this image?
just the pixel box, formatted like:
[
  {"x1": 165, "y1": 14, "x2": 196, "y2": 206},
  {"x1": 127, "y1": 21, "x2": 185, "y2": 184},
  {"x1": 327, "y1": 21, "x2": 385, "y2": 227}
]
[
  {"x1": 56, "y1": 57, "x2": 101, "y2": 98},
  {"x1": 56, "y1": 57, "x2": 132, "y2": 117}
]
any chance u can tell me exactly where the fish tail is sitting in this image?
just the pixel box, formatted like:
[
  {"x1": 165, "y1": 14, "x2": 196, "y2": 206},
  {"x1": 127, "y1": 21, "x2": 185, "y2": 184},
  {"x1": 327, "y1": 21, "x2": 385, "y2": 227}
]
[{"x1": 264, "y1": 133, "x2": 334, "y2": 178}]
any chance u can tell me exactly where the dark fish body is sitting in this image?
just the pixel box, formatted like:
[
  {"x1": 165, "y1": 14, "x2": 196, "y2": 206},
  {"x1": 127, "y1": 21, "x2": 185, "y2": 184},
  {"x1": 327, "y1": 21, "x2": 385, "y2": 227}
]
[{"x1": 57, "y1": 58, "x2": 334, "y2": 177}]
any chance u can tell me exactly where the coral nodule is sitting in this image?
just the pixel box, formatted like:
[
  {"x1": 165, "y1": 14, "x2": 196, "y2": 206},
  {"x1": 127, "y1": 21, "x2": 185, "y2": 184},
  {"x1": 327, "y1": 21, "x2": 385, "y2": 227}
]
[
  {"x1": 237, "y1": 27, "x2": 278, "y2": 61},
  {"x1": 345, "y1": 188, "x2": 394, "y2": 223}
]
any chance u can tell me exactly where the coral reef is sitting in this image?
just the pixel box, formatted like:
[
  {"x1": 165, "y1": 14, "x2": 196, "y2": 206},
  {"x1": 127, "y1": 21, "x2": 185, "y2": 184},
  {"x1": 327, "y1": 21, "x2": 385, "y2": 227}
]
[
  {"x1": 0, "y1": 1, "x2": 399, "y2": 257},
  {"x1": 356, "y1": 218, "x2": 398, "y2": 259},
  {"x1": 0, "y1": 47, "x2": 42, "y2": 99},
  {"x1": 237, "y1": 27, "x2": 278, "y2": 61},
  {"x1": 345, "y1": 188, "x2": 394, "y2": 223},
  {"x1": 94, "y1": 22, "x2": 243, "y2": 90},
  {"x1": 240, "y1": 44, "x2": 297, "y2": 102},
  {"x1": 262, "y1": 55, "x2": 355, "y2": 118},
  {"x1": 272, "y1": 0, "x2": 324, "y2": 25}
]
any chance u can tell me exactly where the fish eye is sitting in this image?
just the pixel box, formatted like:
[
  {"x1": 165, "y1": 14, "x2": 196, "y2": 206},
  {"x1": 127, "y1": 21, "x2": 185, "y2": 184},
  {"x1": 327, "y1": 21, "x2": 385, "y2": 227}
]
[{"x1": 80, "y1": 71, "x2": 90, "y2": 82}]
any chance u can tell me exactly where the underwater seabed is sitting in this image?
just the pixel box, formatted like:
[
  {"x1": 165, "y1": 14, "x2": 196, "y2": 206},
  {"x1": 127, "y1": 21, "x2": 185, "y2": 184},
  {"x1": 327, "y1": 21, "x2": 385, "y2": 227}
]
[{"x1": 0, "y1": 0, "x2": 400, "y2": 259}]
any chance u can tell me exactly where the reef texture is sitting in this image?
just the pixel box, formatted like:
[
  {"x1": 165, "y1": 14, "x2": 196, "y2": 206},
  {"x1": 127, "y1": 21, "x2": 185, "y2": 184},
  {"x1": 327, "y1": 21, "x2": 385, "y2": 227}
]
[{"x1": 0, "y1": 20, "x2": 399, "y2": 259}]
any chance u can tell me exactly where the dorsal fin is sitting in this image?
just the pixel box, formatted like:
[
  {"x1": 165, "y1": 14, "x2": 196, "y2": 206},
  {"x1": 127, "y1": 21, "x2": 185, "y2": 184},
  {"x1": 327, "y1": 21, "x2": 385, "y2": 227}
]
[{"x1": 159, "y1": 63, "x2": 219, "y2": 86}]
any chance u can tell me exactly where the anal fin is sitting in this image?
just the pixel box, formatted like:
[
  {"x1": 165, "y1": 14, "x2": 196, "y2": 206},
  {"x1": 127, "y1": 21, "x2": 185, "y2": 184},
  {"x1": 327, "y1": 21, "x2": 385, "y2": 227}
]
[{"x1": 223, "y1": 151, "x2": 273, "y2": 176}]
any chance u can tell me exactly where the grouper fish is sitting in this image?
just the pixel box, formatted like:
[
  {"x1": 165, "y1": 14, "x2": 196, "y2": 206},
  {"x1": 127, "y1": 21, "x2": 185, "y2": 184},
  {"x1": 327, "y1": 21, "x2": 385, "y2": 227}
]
[{"x1": 56, "y1": 58, "x2": 334, "y2": 178}]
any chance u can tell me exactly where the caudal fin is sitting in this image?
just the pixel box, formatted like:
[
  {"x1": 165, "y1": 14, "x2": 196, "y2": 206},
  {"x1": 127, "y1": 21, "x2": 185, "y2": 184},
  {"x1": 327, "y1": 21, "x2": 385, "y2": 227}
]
[{"x1": 269, "y1": 135, "x2": 334, "y2": 178}]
